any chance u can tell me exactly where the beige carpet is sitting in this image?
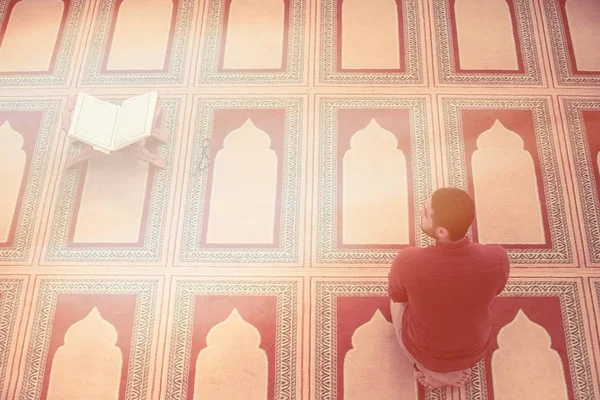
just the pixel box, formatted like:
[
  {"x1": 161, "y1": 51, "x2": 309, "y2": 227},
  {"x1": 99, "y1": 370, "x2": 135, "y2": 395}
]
[{"x1": 0, "y1": 0, "x2": 599, "y2": 399}]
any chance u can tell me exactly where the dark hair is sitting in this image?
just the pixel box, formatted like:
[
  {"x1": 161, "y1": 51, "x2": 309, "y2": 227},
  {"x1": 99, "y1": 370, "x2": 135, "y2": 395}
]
[{"x1": 431, "y1": 187, "x2": 475, "y2": 241}]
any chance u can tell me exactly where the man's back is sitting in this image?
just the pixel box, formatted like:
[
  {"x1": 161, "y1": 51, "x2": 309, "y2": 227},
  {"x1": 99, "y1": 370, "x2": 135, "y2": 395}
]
[{"x1": 388, "y1": 236, "x2": 510, "y2": 372}]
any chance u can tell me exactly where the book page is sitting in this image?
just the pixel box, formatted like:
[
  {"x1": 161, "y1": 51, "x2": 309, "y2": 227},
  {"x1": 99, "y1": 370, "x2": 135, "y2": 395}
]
[
  {"x1": 112, "y1": 91, "x2": 158, "y2": 151},
  {"x1": 69, "y1": 93, "x2": 119, "y2": 152}
]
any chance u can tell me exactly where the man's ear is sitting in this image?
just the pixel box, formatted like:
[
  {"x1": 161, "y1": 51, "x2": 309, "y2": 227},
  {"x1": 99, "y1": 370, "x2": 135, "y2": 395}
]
[{"x1": 436, "y1": 226, "x2": 449, "y2": 239}]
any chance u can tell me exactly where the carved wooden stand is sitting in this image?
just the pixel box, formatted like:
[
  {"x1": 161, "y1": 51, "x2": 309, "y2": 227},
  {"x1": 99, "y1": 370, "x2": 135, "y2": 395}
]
[{"x1": 61, "y1": 95, "x2": 168, "y2": 169}]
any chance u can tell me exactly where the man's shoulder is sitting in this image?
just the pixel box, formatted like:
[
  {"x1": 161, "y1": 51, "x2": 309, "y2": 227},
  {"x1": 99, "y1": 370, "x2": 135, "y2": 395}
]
[
  {"x1": 393, "y1": 246, "x2": 421, "y2": 261},
  {"x1": 392, "y1": 247, "x2": 430, "y2": 270},
  {"x1": 393, "y1": 242, "x2": 509, "y2": 264},
  {"x1": 469, "y1": 242, "x2": 510, "y2": 271},
  {"x1": 472, "y1": 242, "x2": 509, "y2": 258}
]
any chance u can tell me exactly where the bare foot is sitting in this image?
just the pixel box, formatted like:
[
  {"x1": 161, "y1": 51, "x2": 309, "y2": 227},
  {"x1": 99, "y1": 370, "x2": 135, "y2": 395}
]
[
  {"x1": 414, "y1": 371, "x2": 445, "y2": 389},
  {"x1": 414, "y1": 370, "x2": 446, "y2": 389},
  {"x1": 436, "y1": 367, "x2": 470, "y2": 385},
  {"x1": 452, "y1": 368, "x2": 472, "y2": 388},
  {"x1": 414, "y1": 366, "x2": 433, "y2": 389},
  {"x1": 413, "y1": 363, "x2": 472, "y2": 389},
  {"x1": 414, "y1": 371, "x2": 430, "y2": 389}
]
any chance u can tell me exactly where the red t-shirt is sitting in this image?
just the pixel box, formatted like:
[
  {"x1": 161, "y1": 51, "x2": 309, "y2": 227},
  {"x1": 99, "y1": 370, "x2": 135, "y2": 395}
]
[{"x1": 387, "y1": 236, "x2": 510, "y2": 372}]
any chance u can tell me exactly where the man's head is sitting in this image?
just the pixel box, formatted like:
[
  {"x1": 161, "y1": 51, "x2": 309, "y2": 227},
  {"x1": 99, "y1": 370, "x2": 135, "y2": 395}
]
[{"x1": 419, "y1": 188, "x2": 475, "y2": 241}]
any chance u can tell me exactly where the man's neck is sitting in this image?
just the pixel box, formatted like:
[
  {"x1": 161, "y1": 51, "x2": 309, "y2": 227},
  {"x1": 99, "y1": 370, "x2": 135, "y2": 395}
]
[{"x1": 435, "y1": 236, "x2": 471, "y2": 248}]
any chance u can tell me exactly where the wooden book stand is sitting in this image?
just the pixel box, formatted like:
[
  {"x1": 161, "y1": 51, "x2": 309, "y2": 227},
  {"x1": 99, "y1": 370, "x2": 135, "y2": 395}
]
[{"x1": 61, "y1": 95, "x2": 168, "y2": 169}]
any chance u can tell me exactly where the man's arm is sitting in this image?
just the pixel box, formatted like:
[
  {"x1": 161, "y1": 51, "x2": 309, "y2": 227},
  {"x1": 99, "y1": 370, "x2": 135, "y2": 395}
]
[
  {"x1": 495, "y1": 248, "x2": 510, "y2": 295},
  {"x1": 388, "y1": 250, "x2": 411, "y2": 303}
]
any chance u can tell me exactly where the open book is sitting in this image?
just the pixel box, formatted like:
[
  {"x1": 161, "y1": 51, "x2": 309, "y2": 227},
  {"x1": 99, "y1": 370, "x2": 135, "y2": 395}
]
[{"x1": 67, "y1": 91, "x2": 159, "y2": 154}]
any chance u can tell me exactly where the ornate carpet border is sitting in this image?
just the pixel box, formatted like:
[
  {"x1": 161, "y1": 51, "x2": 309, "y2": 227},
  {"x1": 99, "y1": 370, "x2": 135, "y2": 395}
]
[
  {"x1": 164, "y1": 280, "x2": 299, "y2": 400},
  {"x1": 177, "y1": 97, "x2": 304, "y2": 264},
  {"x1": 314, "y1": 279, "x2": 595, "y2": 400},
  {"x1": 542, "y1": 0, "x2": 600, "y2": 87},
  {"x1": 561, "y1": 99, "x2": 600, "y2": 264},
  {"x1": 0, "y1": 99, "x2": 62, "y2": 262},
  {"x1": 197, "y1": 0, "x2": 307, "y2": 85},
  {"x1": 442, "y1": 97, "x2": 572, "y2": 264},
  {"x1": 465, "y1": 280, "x2": 595, "y2": 399},
  {"x1": 0, "y1": 0, "x2": 86, "y2": 87},
  {"x1": 81, "y1": 0, "x2": 195, "y2": 86},
  {"x1": 316, "y1": 97, "x2": 435, "y2": 265},
  {"x1": 317, "y1": 0, "x2": 424, "y2": 85},
  {"x1": 44, "y1": 98, "x2": 182, "y2": 263},
  {"x1": 0, "y1": 279, "x2": 25, "y2": 395},
  {"x1": 19, "y1": 279, "x2": 159, "y2": 400},
  {"x1": 431, "y1": 0, "x2": 543, "y2": 86},
  {"x1": 314, "y1": 280, "x2": 446, "y2": 400}
]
